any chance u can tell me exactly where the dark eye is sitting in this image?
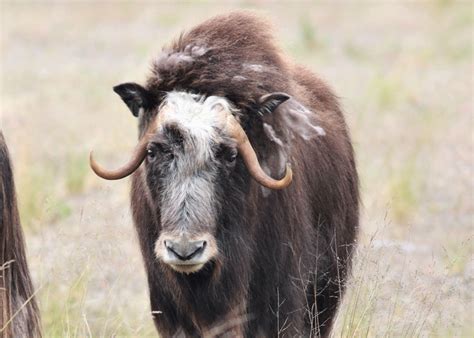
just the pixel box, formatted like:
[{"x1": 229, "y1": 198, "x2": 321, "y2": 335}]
[
  {"x1": 227, "y1": 152, "x2": 237, "y2": 163},
  {"x1": 147, "y1": 148, "x2": 157, "y2": 161},
  {"x1": 216, "y1": 144, "x2": 237, "y2": 163},
  {"x1": 147, "y1": 144, "x2": 174, "y2": 163}
]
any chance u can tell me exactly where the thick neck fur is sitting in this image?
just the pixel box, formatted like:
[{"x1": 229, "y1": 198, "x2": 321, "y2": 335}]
[
  {"x1": 133, "y1": 157, "x2": 255, "y2": 334},
  {"x1": 130, "y1": 11, "x2": 359, "y2": 337}
]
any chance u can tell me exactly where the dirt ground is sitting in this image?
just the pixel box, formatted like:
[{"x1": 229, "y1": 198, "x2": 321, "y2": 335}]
[{"x1": 1, "y1": 1, "x2": 472, "y2": 337}]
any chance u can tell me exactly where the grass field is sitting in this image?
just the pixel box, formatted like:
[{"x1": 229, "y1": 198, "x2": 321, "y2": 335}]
[{"x1": 1, "y1": 1, "x2": 472, "y2": 336}]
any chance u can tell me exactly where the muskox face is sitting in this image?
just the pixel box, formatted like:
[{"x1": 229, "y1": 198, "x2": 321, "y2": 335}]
[
  {"x1": 145, "y1": 92, "x2": 239, "y2": 273},
  {"x1": 90, "y1": 83, "x2": 293, "y2": 274}
]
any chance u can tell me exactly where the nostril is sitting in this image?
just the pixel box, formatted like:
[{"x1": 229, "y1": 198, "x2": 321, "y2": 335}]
[
  {"x1": 166, "y1": 244, "x2": 186, "y2": 261},
  {"x1": 164, "y1": 239, "x2": 207, "y2": 261},
  {"x1": 185, "y1": 242, "x2": 205, "y2": 260}
]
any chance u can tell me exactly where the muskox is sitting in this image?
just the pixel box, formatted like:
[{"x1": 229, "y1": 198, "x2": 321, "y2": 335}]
[
  {"x1": 0, "y1": 132, "x2": 41, "y2": 338},
  {"x1": 91, "y1": 12, "x2": 359, "y2": 337}
]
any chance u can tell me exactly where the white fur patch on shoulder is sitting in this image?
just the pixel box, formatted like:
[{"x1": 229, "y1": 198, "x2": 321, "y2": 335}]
[
  {"x1": 263, "y1": 123, "x2": 284, "y2": 146},
  {"x1": 284, "y1": 99, "x2": 326, "y2": 140},
  {"x1": 232, "y1": 75, "x2": 247, "y2": 82},
  {"x1": 183, "y1": 44, "x2": 209, "y2": 57},
  {"x1": 155, "y1": 44, "x2": 209, "y2": 69},
  {"x1": 243, "y1": 63, "x2": 265, "y2": 72}
]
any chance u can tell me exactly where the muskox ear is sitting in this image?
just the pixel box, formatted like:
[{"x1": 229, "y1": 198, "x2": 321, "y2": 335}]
[
  {"x1": 113, "y1": 82, "x2": 155, "y2": 117},
  {"x1": 257, "y1": 92, "x2": 291, "y2": 115}
]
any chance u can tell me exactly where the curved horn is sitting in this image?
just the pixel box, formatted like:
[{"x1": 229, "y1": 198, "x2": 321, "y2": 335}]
[
  {"x1": 90, "y1": 130, "x2": 152, "y2": 180},
  {"x1": 226, "y1": 117, "x2": 292, "y2": 190}
]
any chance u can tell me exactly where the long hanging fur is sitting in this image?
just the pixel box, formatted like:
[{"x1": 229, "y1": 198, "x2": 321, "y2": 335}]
[
  {"x1": 0, "y1": 132, "x2": 41, "y2": 338},
  {"x1": 129, "y1": 11, "x2": 359, "y2": 337}
]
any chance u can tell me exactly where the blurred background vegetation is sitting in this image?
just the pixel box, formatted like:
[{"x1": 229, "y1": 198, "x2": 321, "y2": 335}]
[{"x1": 1, "y1": 1, "x2": 472, "y2": 336}]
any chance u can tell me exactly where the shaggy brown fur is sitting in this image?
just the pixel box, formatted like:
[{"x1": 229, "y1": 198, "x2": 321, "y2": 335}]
[
  {"x1": 123, "y1": 12, "x2": 358, "y2": 337},
  {"x1": 0, "y1": 132, "x2": 41, "y2": 337}
]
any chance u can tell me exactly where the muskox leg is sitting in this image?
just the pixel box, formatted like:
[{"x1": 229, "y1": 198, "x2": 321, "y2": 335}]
[
  {"x1": 149, "y1": 286, "x2": 196, "y2": 337},
  {"x1": 307, "y1": 255, "x2": 351, "y2": 337},
  {"x1": 311, "y1": 276, "x2": 341, "y2": 337}
]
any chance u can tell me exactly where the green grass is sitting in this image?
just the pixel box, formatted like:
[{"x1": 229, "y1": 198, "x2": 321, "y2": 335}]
[
  {"x1": 368, "y1": 73, "x2": 406, "y2": 111},
  {"x1": 442, "y1": 239, "x2": 473, "y2": 276},
  {"x1": 16, "y1": 150, "x2": 90, "y2": 231},
  {"x1": 337, "y1": 266, "x2": 381, "y2": 336},
  {"x1": 40, "y1": 269, "x2": 156, "y2": 337},
  {"x1": 65, "y1": 153, "x2": 89, "y2": 195},
  {"x1": 386, "y1": 156, "x2": 423, "y2": 225},
  {"x1": 17, "y1": 162, "x2": 69, "y2": 230},
  {"x1": 41, "y1": 269, "x2": 90, "y2": 337}
]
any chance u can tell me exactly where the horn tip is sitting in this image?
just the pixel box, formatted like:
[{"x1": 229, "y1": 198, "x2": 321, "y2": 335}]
[
  {"x1": 89, "y1": 150, "x2": 97, "y2": 168},
  {"x1": 284, "y1": 163, "x2": 293, "y2": 185}
]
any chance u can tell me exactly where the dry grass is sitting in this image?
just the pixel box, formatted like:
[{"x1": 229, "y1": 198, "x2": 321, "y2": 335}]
[{"x1": 1, "y1": 1, "x2": 472, "y2": 336}]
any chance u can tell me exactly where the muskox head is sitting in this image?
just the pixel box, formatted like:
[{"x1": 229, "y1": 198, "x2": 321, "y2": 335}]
[{"x1": 90, "y1": 83, "x2": 292, "y2": 274}]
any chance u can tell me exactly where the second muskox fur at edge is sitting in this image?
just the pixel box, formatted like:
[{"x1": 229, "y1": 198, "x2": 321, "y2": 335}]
[
  {"x1": 0, "y1": 132, "x2": 41, "y2": 338},
  {"x1": 104, "y1": 12, "x2": 359, "y2": 337}
]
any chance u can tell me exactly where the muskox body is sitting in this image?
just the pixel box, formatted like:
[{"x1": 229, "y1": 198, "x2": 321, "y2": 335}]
[
  {"x1": 0, "y1": 132, "x2": 41, "y2": 338},
  {"x1": 98, "y1": 12, "x2": 358, "y2": 337}
]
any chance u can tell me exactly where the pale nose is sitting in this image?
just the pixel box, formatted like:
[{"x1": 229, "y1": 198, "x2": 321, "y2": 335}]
[{"x1": 164, "y1": 239, "x2": 206, "y2": 261}]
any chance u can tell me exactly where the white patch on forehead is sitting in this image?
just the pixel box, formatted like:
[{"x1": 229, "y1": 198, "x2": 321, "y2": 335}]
[
  {"x1": 158, "y1": 91, "x2": 237, "y2": 164},
  {"x1": 161, "y1": 91, "x2": 234, "y2": 135}
]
